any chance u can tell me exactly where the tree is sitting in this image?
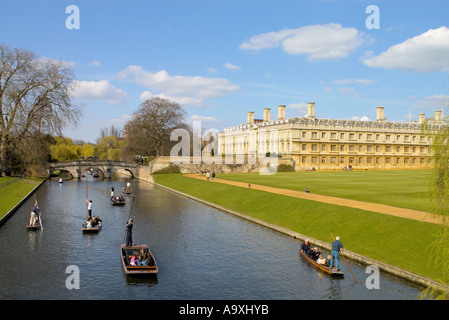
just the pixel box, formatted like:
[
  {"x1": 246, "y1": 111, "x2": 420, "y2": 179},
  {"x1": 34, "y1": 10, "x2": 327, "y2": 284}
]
[
  {"x1": 50, "y1": 136, "x2": 80, "y2": 162},
  {"x1": 94, "y1": 135, "x2": 124, "y2": 161},
  {"x1": 0, "y1": 44, "x2": 80, "y2": 175},
  {"x1": 124, "y1": 97, "x2": 187, "y2": 157},
  {"x1": 421, "y1": 115, "x2": 449, "y2": 298}
]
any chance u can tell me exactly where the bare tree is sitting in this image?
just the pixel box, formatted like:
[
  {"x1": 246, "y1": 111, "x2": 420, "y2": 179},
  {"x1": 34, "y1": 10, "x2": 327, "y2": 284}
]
[
  {"x1": 124, "y1": 97, "x2": 187, "y2": 157},
  {"x1": 0, "y1": 44, "x2": 80, "y2": 175}
]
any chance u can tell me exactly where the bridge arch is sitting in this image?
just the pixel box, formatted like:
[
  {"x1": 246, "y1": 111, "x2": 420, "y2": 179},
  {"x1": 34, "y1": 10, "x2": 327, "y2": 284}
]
[{"x1": 49, "y1": 160, "x2": 138, "y2": 180}]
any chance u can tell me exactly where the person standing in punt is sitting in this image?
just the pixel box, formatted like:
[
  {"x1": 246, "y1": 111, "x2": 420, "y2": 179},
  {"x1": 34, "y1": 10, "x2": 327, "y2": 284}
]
[
  {"x1": 329, "y1": 236, "x2": 344, "y2": 271},
  {"x1": 125, "y1": 218, "x2": 133, "y2": 246},
  {"x1": 86, "y1": 199, "x2": 93, "y2": 218}
]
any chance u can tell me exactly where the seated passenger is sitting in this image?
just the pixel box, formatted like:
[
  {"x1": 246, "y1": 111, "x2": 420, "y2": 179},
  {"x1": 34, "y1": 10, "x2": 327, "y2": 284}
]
[
  {"x1": 309, "y1": 247, "x2": 321, "y2": 261},
  {"x1": 130, "y1": 251, "x2": 140, "y2": 266},
  {"x1": 138, "y1": 249, "x2": 149, "y2": 266},
  {"x1": 300, "y1": 239, "x2": 311, "y2": 255},
  {"x1": 317, "y1": 254, "x2": 327, "y2": 265}
]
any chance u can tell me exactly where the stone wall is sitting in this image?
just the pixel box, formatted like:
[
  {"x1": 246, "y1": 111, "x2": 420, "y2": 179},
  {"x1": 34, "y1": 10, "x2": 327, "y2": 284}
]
[{"x1": 148, "y1": 156, "x2": 295, "y2": 174}]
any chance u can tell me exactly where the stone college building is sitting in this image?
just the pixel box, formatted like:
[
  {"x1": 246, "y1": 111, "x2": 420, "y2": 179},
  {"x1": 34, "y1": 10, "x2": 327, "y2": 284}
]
[{"x1": 217, "y1": 103, "x2": 442, "y2": 171}]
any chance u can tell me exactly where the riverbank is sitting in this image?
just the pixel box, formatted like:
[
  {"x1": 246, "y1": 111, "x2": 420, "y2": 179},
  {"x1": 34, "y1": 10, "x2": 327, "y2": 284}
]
[
  {"x1": 0, "y1": 177, "x2": 46, "y2": 225},
  {"x1": 152, "y1": 173, "x2": 448, "y2": 292}
]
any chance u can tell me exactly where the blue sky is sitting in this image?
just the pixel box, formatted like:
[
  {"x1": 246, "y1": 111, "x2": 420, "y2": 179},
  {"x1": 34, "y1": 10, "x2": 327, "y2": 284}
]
[{"x1": 1, "y1": 0, "x2": 449, "y2": 143}]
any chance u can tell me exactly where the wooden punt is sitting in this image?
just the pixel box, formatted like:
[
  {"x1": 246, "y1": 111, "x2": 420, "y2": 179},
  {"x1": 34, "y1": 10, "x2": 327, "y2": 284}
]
[
  {"x1": 121, "y1": 244, "x2": 158, "y2": 275},
  {"x1": 82, "y1": 222, "x2": 102, "y2": 233},
  {"x1": 300, "y1": 251, "x2": 344, "y2": 276},
  {"x1": 111, "y1": 200, "x2": 125, "y2": 205},
  {"x1": 27, "y1": 221, "x2": 41, "y2": 230}
]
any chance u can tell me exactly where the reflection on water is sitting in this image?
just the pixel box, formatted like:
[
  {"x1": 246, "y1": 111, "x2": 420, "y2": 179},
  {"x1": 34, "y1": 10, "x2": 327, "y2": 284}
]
[{"x1": 0, "y1": 177, "x2": 424, "y2": 300}]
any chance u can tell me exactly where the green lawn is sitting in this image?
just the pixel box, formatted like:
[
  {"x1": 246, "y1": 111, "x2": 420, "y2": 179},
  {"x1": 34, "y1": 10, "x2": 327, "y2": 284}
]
[
  {"x1": 0, "y1": 177, "x2": 43, "y2": 219},
  {"x1": 214, "y1": 170, "x2": 434, "y2": 213},
  {"x1": 154, "y1": 173, "x2": 447, "y2": 284}
]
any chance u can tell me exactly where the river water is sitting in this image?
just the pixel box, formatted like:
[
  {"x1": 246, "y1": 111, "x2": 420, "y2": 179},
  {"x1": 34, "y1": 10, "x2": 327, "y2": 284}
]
[{"x1": 0, "y1": 177, "x2": 423, "y2": 300}]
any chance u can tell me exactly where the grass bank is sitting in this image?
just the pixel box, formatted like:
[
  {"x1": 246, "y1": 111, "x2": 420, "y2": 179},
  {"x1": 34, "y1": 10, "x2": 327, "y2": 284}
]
[
  {"x1": 0, "y1": 177, "x2": 44, "y2": 220},
  {"x1": 154, "y1": 173, "x2": 446, "y2": 284},
  {"x1": 215, "y1": 170, "x2": 434, "y2": 213}
]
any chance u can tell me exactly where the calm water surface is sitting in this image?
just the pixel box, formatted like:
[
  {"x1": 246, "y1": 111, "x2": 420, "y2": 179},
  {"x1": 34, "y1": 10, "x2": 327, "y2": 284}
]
[{"x1": 0, "y1": 177, "x2": 423, "y2": 300}]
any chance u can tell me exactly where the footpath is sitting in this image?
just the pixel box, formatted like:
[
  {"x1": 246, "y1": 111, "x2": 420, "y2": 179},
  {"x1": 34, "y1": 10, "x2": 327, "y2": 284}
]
[{"x1": 184, "y1": 174, "x2": 445, "y2": 226}]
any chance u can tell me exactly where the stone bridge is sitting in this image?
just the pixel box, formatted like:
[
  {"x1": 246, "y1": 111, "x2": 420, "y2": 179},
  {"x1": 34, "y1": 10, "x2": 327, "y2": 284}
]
[{"x1": 49, "y1": 160, "x2": 138, "y2": 179}]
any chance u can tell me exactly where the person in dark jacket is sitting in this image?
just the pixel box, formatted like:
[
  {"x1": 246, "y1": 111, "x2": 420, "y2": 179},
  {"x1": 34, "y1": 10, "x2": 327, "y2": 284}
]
[
  {"x1": 125, "y1": 218, "x2": 133, "y2": 246},
  {"x1": 300, "y1": 239, "x2": 311, "y2": 255}
]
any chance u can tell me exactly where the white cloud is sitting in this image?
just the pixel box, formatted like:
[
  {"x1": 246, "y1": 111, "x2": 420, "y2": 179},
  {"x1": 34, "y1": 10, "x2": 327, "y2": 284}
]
[
  {"x1": 117, "y1": 65, "x2": 240, "y2": 107},
  {"x1": 240, "y1": 23, "x2": 364, "y2": 60},
  {"x1": 207, "y1": 67, "x2": 218, "y2": 73},
  {"x1": 188, "y1": 115, "x2": 221, "y2": 124},
  {"x1": 363, "y1": 26, "x2": 449, "y2": 73},
  {"x1": 224, "y1": 62, "x2": 241, "y2": 70},
  {"x1": 330, "y1": 78, "x2": 377, "y2": 85},
  {"x1": 412, "y1": 95, "x2": 449, "y2": 110},
  {"x1": 69, "y1": 80, "x2": 128, "y2": 105},
  {"x1": 90, "y1": 60, "x2": 102, "y2": 67}
]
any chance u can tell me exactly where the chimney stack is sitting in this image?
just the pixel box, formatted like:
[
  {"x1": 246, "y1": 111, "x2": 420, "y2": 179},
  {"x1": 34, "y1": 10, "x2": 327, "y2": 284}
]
[
  {"x1": 435, "y1": 110, "x2": 442, "y2": 122},
  {"x1": 263, "y1": 108, "x2": 271, "y2": 122},
  {"x1": 419, "y1": 113, "x2": 425, "y2": 124},
  {"x1": 376, "y1": 106, "x2": 385, "y2": 121},
  {"x1": 247, "y1": 111, "x2": 254, "y2": 124},
  {"x1": 278, "y1": 105, "x2": 286, "y2": 120},
  {"x1": 307, "y1": 102, "x2": 315, "y2": 118}
]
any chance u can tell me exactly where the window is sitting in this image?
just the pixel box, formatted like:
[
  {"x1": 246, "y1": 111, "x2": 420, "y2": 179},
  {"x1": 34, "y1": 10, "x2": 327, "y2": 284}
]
[
  {"x1": 367, "y1": 134, "x2": 373, "y2": 140},
  {"x1": 331, "y1": 132, "x2": 337, "y2": 139},
  {"x1": 358, "y1": 134, "x2": 363, "y2": 140},
  {"x1": 340, "y1": 145, "x2": 345, "y2": 151},
  {"x1": 311, "y1": 156, "x2": 317, "y2": 163},
  {"x1": 386, "y1": 158, "x2": 391, "y2": 163},
  {"x1": 340, "y1": 133, "x2": 345, "y2": 139},
  {"x1": 404, "y1": 147, "x2": 409, "y2": 153},
  {"x1": 302, "y1": 132, "x2": 307, "y2": 138},
  {"x1": 311, "y1": 144, "x2": 318, "y2": 151},
  {"x1": 349, "y1": 157, "x2": 354, "y2": 163},
  {"x1": 302, "y1": 156, "x2": 307, "y2": 163},
  {"x1": 396, "y1": 146, "x2": 401, "y2": 152},
  {"x1": 349, "y1": 133, "x2": 355, "y2": 140},
  {"x1": 386, "y1": 135, "x2": 390, "y2": 141},
  {"x1": 321, "y1": 144, "x2": 326, "y2": 151},
  {"x1": 322, "y1": 157, "x2": 326, "y2": 163},
  {"x1": 376, "y1": 146, "x2": 380, "y2": 152},
  {"x1": 349, "y1": 145, "x2": 355, "y2": 151},
  {"x1": 367, "y1": 145, "x2": 373, "y2": 152},
  {"x1": 302, "y1": 144, "x2": 307, "y2": 151},
  {"x1": 330, "y1": 157, "x2": 336, "y2": 163},
  {"x1": 386, "y1": 146, "x2": 391, "y2": 152},
  {"x1": 331, "y1": 145, "x2": 337, "y2": 151},
  {"x1": 311, "y1": 132, "x2": 318, "y2": 139},
  {"x1": 322, "y1": 132, "x2": 326, "y2": 139}
]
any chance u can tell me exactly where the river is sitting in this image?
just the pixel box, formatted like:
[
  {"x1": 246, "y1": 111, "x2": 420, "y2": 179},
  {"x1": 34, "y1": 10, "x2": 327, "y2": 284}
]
[{"x1": 0, "y1": 177, "x2": 423, "y2": 300}]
